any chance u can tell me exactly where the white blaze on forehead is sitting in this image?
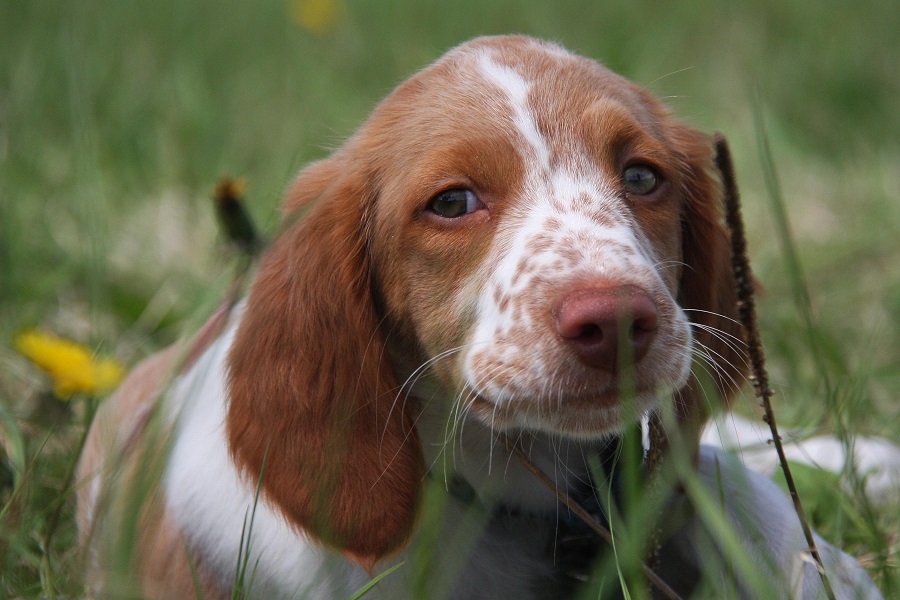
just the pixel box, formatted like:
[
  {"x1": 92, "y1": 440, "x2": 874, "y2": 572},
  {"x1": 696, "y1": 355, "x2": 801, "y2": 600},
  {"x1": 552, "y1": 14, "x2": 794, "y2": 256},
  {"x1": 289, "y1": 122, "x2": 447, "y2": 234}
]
[{"x1": 477, "y1": 52, "x2": 551, "y2": 169}]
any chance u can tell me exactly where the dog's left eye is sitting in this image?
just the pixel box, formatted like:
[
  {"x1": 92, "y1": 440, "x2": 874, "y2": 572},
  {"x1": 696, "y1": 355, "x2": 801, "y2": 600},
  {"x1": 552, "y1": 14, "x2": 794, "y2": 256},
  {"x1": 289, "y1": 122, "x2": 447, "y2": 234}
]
[
  {"x1": 428, "y1": 188, "x2": 482, "y2": 218},
  {"x1": 623, "y1": 165, "x2": 658, "y2": 195}
]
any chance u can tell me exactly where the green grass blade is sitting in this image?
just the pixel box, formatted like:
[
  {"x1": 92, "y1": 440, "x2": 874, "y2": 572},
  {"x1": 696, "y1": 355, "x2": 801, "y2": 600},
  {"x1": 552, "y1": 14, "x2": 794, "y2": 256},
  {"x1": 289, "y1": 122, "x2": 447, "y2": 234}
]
[{"x1": 348, "y1": 562, "x2": 405, "y2": 600}]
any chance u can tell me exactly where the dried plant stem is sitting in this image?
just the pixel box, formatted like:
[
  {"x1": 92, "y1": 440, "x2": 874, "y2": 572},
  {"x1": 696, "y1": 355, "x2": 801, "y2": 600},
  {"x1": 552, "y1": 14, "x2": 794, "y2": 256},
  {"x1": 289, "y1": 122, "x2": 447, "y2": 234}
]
[
  {"x1": 496, "y1": 432, "x2": 682, "y2": 600},
  {"x1": 715, "y1": 133, "x2": 835, "y2": 600},
  {"x1": 644, "y1": 412, "x2": 668, "y2": 474},
  {"x1": 642, "y1": 412, "x2": 668, "y2": 570}
]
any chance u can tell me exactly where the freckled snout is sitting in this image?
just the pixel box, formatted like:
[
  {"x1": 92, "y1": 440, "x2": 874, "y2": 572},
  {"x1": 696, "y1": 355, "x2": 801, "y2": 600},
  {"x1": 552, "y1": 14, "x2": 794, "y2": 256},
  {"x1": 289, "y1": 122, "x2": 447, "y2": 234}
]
[{"x1": 553, "y1": 286, "x2": 658, "y2": 372}]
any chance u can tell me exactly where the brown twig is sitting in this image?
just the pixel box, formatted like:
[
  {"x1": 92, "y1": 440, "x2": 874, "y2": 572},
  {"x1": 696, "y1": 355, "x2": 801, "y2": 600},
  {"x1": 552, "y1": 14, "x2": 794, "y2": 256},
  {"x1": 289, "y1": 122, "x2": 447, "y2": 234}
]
[
  {"x1": 715, "y1": 133, "x2": 835, "y2": 600},
  {"x1": 497, "y1": 432, "x2": 682, "y2": 600}
]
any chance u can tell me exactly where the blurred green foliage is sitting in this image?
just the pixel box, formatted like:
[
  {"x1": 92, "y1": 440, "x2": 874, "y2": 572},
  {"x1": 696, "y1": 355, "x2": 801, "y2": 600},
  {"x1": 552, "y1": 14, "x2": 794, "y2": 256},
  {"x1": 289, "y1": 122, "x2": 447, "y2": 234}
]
[
  {"x1": 1, "y1": 0, "x2": 897, "y2": 597},
  {"x1": 1, "y1": 0, "x2": 897, "y2": 348}
]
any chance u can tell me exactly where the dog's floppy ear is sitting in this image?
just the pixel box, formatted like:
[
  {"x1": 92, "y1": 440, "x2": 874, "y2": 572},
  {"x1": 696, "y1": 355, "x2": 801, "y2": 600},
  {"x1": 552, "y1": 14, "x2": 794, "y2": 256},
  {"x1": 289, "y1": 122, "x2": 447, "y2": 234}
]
[
  {"x1": 671, "y1": 127, "x2": 748, "y2": 442},
  {"x1": 225, "y1": 154, "x2": 424, "y2": 567}
]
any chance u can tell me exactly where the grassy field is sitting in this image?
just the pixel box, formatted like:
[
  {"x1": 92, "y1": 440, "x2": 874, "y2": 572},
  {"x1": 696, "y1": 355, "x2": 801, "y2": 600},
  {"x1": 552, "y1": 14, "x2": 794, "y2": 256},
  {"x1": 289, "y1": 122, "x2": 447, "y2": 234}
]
[{"x1": 1, "y1": 0, "x2": 898, "y2": 597}]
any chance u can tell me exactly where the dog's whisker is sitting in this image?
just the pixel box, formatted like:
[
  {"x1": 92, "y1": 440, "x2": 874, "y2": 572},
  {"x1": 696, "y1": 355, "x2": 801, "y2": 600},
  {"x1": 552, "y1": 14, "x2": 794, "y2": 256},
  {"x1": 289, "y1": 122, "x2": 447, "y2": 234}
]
[
  {"x1": 693, "y1": 342, "x2": 747, "y2": 392},
  {"x1": 691, "y1": 324, "x2": 752, "y2": 373},
  {"x1": 683, "y1": 307, "x2": 745, "y2": 328},
  {"x1": 386, "y1": 342, "x2": 476, "y2": 435},
  {"x1": 690, "y1": 321, "x2": 750, "y2": 357},
  {"x1": 692, "y1": 346, "x2": 737, "y2": 391},
  {"x1": 651, "y1": 259, "x2": 689, "y2": 274}
]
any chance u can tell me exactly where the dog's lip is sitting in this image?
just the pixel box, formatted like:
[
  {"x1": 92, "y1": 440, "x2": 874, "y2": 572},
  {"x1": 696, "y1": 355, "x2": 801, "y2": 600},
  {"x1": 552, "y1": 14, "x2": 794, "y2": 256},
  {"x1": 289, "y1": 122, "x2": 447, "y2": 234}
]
[
  {"x1": 468, "y1": 384, "x2": 660, "y2": 410},
  {"x1": 467, "y1": 388, "x2": 659, "y2": 429},
  {"x1": 467, "y1": 399, "x2": 634, "y2": 440}
]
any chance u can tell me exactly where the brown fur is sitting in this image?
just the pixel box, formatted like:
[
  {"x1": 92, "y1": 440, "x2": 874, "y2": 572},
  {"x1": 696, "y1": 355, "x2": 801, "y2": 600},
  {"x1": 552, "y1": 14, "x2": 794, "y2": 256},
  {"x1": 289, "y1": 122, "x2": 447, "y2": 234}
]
[
  {"x1": 670, "y1": 124, "x2": 746, "y2": 442},
  {"x1": 226, "y1": 154, "x2": 425, "y2": 565}
]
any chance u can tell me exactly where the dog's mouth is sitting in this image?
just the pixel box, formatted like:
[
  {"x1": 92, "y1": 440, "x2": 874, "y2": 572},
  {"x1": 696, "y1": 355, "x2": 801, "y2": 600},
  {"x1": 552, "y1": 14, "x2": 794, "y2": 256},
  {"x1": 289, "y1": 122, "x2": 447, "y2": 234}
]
[{"x1": 465, "y1": 388, "x2": 661, "y2": 441}]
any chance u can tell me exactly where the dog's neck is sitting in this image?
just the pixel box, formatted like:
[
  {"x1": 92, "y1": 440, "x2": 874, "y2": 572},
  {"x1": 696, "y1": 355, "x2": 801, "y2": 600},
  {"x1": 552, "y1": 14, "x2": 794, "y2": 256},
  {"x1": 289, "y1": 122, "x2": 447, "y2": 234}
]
[
  {"x1": 413, "y1": 384, "x2": 645, "y2": 515},
  {"x1": 412, "y1": 393, "x2": 648, "y2": 600}
]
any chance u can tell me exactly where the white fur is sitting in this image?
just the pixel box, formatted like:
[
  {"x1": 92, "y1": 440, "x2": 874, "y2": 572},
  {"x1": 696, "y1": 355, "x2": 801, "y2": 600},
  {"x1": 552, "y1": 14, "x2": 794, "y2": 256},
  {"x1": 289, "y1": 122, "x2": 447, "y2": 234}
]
[
  {"x1": 164, "y1": 325, "x2": 369, "y2": 598},
  {"x1": 478, "y1": 51, "x2": 551, "y2": 169}
]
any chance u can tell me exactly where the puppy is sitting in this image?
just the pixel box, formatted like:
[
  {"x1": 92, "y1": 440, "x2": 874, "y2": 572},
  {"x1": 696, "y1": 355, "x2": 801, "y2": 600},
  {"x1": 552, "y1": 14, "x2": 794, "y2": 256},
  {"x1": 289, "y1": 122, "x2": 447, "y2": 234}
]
[{"x1": 78, "y1": 36, "x2": 880, "y2": 599}]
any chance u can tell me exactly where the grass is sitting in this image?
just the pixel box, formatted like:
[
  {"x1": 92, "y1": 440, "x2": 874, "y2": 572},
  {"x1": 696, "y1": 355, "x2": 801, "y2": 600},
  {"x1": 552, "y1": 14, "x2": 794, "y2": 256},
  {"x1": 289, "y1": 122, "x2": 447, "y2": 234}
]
[{"x1": 1, "y1": 0, "x2": 898, "y2": 597}]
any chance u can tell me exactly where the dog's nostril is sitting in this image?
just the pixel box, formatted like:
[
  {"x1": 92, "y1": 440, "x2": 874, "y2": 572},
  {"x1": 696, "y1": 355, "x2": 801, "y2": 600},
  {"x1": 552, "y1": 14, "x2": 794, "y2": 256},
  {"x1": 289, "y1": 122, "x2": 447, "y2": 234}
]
[
  {"x1": 631, "y1": 316, "x2": 656, "y2": 337},
  {"x1": 578, "y1": 324, "x2": 602, "y2": 341},
  {"x1": 630, "y1": 321, "x2": 656, "y2": 348}
]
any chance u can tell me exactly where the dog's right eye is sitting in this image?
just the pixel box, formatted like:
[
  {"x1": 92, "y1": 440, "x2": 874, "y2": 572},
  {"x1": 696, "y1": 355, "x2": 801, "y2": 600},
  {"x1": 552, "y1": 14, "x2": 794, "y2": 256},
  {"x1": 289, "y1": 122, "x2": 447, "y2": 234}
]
[
  {"x1": 622, "y1": 164, "x2": 659, "y2": 196},
  {"x1": 428, "y1": 189, "x2": 483, "y2": 219}
]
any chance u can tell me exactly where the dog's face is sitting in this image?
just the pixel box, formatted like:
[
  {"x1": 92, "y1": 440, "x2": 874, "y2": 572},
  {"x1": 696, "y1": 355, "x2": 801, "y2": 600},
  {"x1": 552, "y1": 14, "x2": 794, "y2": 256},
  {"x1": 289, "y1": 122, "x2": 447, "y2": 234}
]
[
  {"x1": 360, "y1": 38, "x2": 702, "y2": 438},
  {"x1": 228, "y1": 35, "x2": 743, "y2": 562}
]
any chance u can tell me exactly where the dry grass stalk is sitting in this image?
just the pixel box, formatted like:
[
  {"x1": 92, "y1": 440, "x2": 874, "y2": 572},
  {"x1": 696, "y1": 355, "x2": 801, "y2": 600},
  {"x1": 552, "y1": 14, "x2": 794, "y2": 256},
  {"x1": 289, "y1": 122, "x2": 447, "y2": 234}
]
[
  {"x1": 643, "y1": 412, "x2": 668, "y2": 572},
  {"x1": 714, "y1": 133, "x2": 835, "y2": 599}
]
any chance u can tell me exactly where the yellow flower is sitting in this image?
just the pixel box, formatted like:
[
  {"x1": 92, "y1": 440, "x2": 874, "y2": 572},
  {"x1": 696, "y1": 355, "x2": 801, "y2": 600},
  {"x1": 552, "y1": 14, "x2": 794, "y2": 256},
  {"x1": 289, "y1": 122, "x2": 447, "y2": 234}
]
[
  {"x1": 15, "y1": 330, "x2": 124, "y2": 399},
  {"x1": 290, "y1": 0, "x2": 344, "y2": 35}
]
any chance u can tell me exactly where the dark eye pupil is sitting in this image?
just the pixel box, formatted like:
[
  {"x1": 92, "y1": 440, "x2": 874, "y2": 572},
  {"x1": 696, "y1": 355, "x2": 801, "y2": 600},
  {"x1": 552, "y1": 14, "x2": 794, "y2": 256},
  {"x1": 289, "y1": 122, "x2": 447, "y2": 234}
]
[
  {"x1": 430, "y1": 189, "x2": 475, "y2": 218},
  {"x1": 623, "y1": 165, "x2": 657, "y2": 195}
]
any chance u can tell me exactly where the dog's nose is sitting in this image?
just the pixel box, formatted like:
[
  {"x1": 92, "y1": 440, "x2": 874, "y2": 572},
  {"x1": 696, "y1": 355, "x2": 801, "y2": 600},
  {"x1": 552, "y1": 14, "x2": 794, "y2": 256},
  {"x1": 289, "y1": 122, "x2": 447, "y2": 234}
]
[{"x1": 553, "y1": 286, "x2": 658, "y2": 371}]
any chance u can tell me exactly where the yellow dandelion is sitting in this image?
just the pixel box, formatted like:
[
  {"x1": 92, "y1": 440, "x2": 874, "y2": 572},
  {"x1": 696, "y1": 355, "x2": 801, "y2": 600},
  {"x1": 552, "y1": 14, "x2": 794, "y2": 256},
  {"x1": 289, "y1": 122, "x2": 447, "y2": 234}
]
[
  {"x1": 290, "y1": 0, "x2": 344, "y2": 35},
  {"x1": 15, "y1": 330, "x2": 124, "y2": 399}
]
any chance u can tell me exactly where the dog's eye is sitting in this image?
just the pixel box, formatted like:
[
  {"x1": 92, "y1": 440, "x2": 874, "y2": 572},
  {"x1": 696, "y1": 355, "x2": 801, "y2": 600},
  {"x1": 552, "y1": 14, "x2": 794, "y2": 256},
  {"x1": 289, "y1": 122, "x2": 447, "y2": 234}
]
[
  {"x1": 428, "y1": 188, "x2": 482, "y2": 218},
  {"x1": 623, "y1": 165, "x2": 658, "y2": 195}
]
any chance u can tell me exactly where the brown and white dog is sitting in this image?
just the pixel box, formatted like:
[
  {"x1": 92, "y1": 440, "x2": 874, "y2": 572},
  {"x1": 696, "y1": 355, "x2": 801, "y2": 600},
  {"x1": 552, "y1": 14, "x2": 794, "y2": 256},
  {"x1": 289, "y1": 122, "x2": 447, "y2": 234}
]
[{"x1": 77, "y1": 36, "x2": 880, "y2": 599}]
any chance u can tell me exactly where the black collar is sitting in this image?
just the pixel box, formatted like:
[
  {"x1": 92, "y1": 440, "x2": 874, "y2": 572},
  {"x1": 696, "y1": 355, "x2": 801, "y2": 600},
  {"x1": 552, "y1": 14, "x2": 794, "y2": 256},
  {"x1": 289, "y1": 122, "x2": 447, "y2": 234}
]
[{"x1": 438, "y1": 431, "x2": 645, "y2": 529}]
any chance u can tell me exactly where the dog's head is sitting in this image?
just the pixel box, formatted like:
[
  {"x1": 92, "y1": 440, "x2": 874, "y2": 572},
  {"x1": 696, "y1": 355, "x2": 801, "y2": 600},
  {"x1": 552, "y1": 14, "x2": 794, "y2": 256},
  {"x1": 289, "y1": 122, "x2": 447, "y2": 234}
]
[{"x1": 225, "y1": 36, "x2": 745, "y2": 566}]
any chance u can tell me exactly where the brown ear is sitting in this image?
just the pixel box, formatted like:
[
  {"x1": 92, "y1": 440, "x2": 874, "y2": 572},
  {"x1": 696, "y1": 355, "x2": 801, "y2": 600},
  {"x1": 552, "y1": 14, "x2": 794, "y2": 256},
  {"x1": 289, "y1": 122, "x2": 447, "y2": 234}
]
[
  {"x1": 672, "y1": 128, "x2": 748, "y2": 441},
  {"x1": 225, "y1": 156, "x2": 424, "y2": 566}
]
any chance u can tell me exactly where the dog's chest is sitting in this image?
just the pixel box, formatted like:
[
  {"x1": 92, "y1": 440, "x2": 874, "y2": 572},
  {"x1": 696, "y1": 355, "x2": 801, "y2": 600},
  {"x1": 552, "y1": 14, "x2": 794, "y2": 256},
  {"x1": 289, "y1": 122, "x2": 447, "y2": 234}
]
[{"x1": 378, "y1": 493, "x2": 603, "y2": 600}]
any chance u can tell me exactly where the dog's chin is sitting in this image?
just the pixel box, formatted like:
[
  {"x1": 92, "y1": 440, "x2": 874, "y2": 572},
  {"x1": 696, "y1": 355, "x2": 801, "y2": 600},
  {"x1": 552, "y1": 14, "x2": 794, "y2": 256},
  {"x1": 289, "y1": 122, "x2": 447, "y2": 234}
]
[{"x1": 468, "y1": 391, "x2": 660, "y2": 441}]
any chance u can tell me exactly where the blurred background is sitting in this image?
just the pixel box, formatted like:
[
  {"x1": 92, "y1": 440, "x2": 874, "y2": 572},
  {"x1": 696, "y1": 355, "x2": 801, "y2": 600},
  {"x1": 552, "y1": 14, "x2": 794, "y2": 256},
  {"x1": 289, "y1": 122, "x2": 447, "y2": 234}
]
[{"x1": 0, "y1": 0, "x2": 898, "y2": 595}]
